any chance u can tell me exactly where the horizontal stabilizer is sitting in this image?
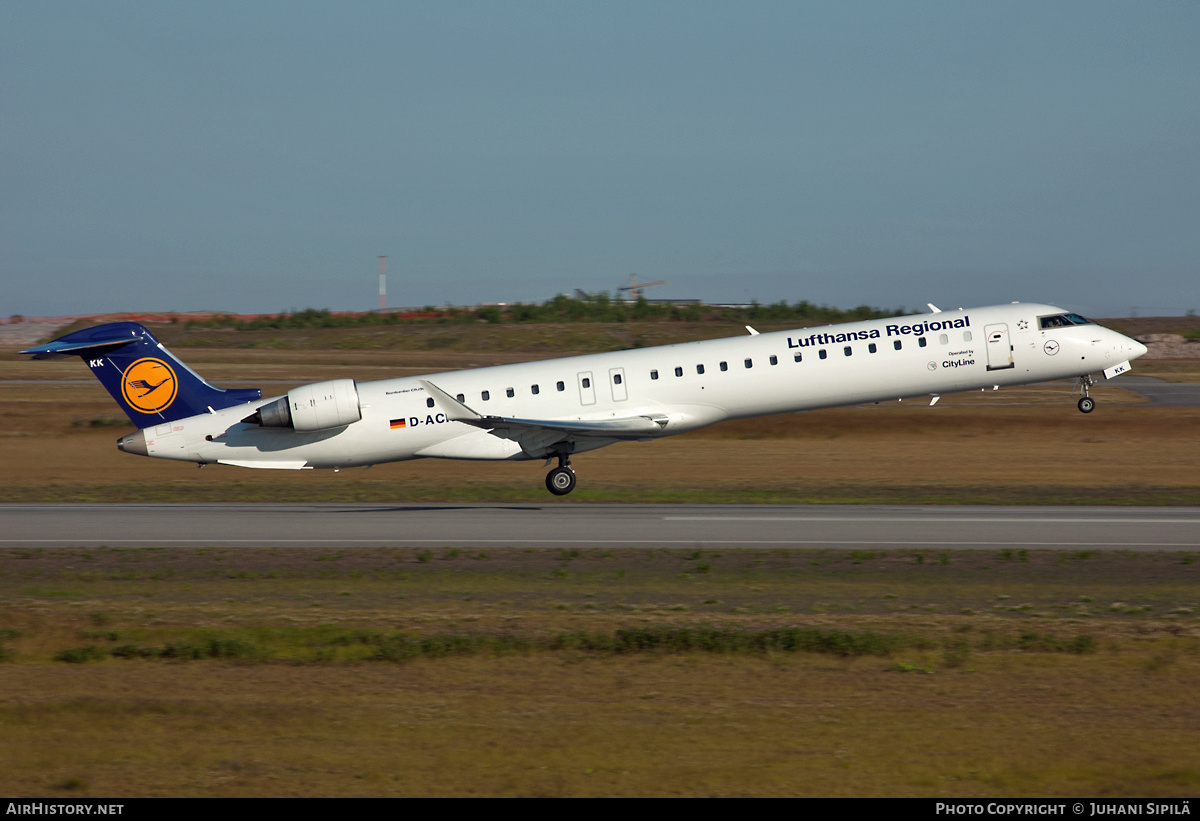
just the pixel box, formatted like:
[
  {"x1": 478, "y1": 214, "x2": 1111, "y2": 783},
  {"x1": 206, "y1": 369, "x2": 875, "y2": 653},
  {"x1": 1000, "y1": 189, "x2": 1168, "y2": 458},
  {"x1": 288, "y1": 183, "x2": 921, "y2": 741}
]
[{"x1": 20, "y1": 326, "x2": 145, "y2": 360}]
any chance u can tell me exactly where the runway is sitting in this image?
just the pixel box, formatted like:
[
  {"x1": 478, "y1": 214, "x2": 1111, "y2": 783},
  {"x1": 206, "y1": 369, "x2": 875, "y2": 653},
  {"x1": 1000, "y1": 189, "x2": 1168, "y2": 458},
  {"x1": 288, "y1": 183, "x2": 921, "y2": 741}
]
[
  {"x1": 2, "y1": 503, "x2": 1198, "y2": 550},
  {"x1": 1114, "y1": 375, "x2": 1200, "y2": 406}
]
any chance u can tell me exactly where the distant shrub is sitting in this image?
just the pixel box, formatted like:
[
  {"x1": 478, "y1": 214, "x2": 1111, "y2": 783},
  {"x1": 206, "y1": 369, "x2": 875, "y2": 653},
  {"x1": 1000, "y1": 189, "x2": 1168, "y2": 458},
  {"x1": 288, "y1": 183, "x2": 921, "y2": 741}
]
[
  {"x1": 1017, "y1": 632, "x2": 1096, "y2": 654},
  {"x1": 159, "y1": 638, "x2": 264, "y2": 661},
  {"x1": 558, "y1": 626, "x2": 900, "y2": 657},
  {"x1": 110, "y1": 644, "x2": 159, "y2": 659},
  {"x1": 110, "y1": 637, "x2": 268, "y2": 661},
  {"x1": 54, "y1": 645, "x2": 106, "y2": 663},
  {"x1": 180, "y1": 297, "x2": 905, "y2": 331},
  {"x1": 369, "y1": 632, "x2": 530, "y2": 662},
  {"x1": 941, "y1": 638, "x2": 971, "y2": 668},
  {"x1": 72, "y1": 416, "x2": 128, "y2": 428}
]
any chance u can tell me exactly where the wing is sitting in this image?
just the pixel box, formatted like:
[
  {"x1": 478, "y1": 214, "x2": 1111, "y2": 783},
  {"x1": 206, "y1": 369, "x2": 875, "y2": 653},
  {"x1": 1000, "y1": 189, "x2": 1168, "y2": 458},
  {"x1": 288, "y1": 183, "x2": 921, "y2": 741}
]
[{"x1": 419, "y1": 379, "x2": 668, "y2": 456}]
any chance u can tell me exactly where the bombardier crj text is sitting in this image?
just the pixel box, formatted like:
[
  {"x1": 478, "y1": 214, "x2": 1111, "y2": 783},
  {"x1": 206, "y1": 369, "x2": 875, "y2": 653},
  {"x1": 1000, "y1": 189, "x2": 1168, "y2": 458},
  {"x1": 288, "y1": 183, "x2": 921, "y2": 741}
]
[{"x1": 23, "y1": 303, "x2": 1147, "y2": 495}]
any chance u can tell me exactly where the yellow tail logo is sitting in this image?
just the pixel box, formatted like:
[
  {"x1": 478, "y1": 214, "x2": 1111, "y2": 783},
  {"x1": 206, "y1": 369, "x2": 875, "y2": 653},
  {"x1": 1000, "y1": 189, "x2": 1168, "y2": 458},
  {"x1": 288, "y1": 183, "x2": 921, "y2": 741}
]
[{"x1": 121, "y1": 358, "x2": 178, "y2": 414}]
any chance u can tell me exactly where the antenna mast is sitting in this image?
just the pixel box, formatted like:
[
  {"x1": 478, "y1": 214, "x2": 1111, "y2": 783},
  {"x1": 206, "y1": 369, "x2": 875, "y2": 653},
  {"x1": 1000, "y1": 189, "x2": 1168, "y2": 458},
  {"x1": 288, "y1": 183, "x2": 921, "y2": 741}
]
[{"x1": 379, "y1": 256, "x2": 387, "y2": 310}]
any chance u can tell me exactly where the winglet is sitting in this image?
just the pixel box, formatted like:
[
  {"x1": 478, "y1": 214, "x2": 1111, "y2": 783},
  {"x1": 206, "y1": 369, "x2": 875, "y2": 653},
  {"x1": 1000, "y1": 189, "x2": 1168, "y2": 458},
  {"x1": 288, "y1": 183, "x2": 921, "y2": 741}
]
[
  {"x1": 927, "y1": 303, "x2": 942, "y2": 314},
  {"x1": 419, "y1": 380, "x2": 483, "y2": 421},
  {"x1": 745, "y1": 326, "x2": 760, "y2": 336}
]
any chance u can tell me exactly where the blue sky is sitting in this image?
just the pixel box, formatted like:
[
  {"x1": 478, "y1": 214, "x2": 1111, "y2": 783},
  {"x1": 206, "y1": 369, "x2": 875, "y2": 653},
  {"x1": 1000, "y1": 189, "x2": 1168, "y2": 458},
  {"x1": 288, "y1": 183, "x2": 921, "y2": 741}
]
[{"x1": 3, "y1": 1, "x2": 1197, "y2": 317}]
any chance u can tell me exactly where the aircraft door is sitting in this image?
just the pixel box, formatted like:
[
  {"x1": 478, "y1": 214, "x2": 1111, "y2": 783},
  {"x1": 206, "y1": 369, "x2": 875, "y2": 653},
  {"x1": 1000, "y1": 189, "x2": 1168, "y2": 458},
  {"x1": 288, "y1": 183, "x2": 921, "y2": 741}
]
[
  {"x1": 577, "y1": 371, "x2": 596, "y2": 405},
  {"x1": 609, "y1": 367, "x2": 627, "y2": 401},
  {"x1": 985, "y1": 324, "x2": 1014, "y2": 371}
]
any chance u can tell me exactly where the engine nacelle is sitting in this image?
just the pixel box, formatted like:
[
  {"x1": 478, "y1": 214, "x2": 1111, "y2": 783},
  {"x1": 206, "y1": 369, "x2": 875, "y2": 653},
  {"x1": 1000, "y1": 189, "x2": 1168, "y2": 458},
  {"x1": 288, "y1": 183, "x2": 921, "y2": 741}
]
[{"x1": 246, "y1": 379, "x2": 362, "y2": 431}]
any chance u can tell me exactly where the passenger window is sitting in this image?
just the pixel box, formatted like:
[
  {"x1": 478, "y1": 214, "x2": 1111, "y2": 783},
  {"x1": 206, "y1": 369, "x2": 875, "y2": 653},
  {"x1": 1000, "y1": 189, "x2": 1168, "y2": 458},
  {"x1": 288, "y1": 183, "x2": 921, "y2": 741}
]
[
  {"x1": 506, "y1": 388, "x2": 514, "y2": 398},
  {"x1": 720, "y1": 361, "x2": 728, "y2": 372},
  {"x1": 939, "y1": 334, "x2": 948, "y2": 345},
  {"x1": 582, "y1": 378, "x2": 591, "y2": 389},
  {"x1": 844, "y1": 346, "x2": 852, "y2": 357},
  {"x1": 964, "y1": 331, "x2": 973, "y2": 342},
  {"x1": 613, "y1": 374, "x2": 622, "y2": 385},
  {"x1": 769, "y1": 355, "x2": 778, "y2": 365},
  {"x1": 743, "y1": 359, "x2": 752, "y2": 369},
  {"x1": 793, "y1": 353, "x2": 802, "y2": 362},
  {"x1": 696, "y1": 364, "x2": 705, "y2": 374},
  {"x1": 426, "y1": 398, "x2": 435, "y2": 408},
  {"x1": 918, "y1": 337, "x2": 927, "y2": 348},
  {"x1": 481, "y1": 390, "x2": 490, "y2": 401},
  {"x1": 819, "y1": 349, "x2": 828, "y2": 360},
  {"x1": 894, "y1": 340, "x2": 902, "y2": 350},
  {"x1": 456, "y1": 393, "x2": 465, "y2": 403},
  {"x1": 868, "y1": 343, "x2": 877, "y2": 353},
  {"x1": 650, "y1": 370, "x2": 659, "y2": 380},
  {"x1": 556, "y1": 381, "x2": 565, "y2": 392},
  {"x1": 531, "y1": 385, "x2": 540, "y2": 395},
  {"x1": 674, "y1": 366, "x2": 683, "y2": 377}
]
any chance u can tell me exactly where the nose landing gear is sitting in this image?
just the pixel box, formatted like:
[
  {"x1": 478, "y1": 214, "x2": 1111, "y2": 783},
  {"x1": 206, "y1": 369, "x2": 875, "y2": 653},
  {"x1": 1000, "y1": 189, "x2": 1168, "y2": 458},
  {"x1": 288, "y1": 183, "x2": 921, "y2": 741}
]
[
  {"x1": 1075, "y1": 375, "x2": 1096, "y2": 413},
  {"x1": 545, "y1": 450, "x2": 577, "y2": 496}
]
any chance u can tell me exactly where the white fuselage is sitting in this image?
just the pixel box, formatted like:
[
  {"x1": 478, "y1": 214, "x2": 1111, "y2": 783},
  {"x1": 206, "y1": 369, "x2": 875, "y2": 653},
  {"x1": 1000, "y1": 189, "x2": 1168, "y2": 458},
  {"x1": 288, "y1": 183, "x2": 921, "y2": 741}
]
[{"x1": 135, "y1": 303, "x2": 1146, "y2": 469}]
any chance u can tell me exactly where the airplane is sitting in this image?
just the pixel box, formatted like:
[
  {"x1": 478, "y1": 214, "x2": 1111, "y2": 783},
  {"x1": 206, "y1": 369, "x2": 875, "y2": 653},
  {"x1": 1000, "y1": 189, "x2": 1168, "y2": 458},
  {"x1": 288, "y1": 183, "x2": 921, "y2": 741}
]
[{"x1": 21, "y1": 302, "x2": 1148, "y2": 496}]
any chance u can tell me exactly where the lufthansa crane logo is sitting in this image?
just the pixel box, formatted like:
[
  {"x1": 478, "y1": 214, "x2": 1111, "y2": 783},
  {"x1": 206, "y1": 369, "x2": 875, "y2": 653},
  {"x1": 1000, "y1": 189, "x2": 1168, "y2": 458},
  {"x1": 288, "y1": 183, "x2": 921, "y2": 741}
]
[{"x1": 121, "y1": 358, "x2": 178, "y2": 413}]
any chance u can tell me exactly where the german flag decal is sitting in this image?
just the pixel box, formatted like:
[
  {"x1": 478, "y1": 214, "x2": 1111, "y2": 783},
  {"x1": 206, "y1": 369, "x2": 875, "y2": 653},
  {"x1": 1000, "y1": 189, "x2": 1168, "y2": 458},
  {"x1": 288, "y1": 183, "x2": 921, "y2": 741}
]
[{"x1": 390, "y1": 418, "x2": 406, "y2": 429}]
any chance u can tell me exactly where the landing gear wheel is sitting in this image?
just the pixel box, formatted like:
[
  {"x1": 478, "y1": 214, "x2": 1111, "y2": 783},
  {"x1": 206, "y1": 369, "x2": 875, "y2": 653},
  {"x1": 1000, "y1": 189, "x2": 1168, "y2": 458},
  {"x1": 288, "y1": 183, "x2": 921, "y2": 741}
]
[
  {"x1": 1077, "y1": 396, "x2": 1096, "y2": 414},
  {"x1": 546, "y1": 466, "x2": 577, "y2": 496}
]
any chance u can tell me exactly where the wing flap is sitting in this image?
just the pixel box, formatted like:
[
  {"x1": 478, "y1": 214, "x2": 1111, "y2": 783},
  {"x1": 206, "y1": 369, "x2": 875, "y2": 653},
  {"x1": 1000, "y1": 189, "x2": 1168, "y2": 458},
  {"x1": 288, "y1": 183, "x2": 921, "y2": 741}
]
[
  {"x1": 420, "y1": 378, "x2": 668, "y2": 453},
  {"x1": 479, "y1": 414, "x2": 669, "y2": 438}
]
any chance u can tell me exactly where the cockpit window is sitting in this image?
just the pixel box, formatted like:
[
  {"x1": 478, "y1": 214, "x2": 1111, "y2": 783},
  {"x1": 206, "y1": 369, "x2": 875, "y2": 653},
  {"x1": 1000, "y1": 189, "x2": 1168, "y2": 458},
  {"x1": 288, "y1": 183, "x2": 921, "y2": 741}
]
[{"x1": 1039, "y1": 313, "x2": 1092, "y2": 329}]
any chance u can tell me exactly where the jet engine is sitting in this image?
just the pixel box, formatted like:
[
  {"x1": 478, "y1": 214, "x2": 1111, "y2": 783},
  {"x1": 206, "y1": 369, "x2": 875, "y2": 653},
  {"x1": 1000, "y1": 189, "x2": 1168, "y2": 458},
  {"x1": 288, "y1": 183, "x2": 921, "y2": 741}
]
[{"x1": 245, "y1": 379, "x2": 362, "y2": 431}]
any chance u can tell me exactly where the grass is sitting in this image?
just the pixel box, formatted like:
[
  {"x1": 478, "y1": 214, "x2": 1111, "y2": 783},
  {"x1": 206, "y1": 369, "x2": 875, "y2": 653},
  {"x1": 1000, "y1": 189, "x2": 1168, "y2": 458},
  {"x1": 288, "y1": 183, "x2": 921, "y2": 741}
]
[
  {"x1": 2, "y1": 340, "x2": 1198, "y2": 795},
  {"x1": 2, "y1": 373, "x2": 1199, "y2": 505},
  {"x1": 4, "y1": 338, "x2": 1199, "y2": 505},
  {"x1": 0, "y1": 546, "x2": 1197, "y2": 796}
]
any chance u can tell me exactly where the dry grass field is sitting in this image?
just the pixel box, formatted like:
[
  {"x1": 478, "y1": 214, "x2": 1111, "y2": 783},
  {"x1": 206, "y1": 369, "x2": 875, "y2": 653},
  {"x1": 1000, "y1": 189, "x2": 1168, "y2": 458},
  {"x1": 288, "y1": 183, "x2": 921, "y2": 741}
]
[
  {"x1": 0, "y1": 547, "x2": 1197, "y2": 797},
  {"x1": 2, "y1": 345, "x2": 1200, "y2": 504},
  {"x1": 2, "y1": 339, "x2": 1198, "y2": 797}
]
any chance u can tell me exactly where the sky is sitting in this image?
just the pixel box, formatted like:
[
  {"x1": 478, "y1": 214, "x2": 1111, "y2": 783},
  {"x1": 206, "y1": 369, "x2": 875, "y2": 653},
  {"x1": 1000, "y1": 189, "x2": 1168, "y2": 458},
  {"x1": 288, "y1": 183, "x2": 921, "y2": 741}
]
[{"x1": 3, "y1": 1, "x2": 1198, "y2": 318}]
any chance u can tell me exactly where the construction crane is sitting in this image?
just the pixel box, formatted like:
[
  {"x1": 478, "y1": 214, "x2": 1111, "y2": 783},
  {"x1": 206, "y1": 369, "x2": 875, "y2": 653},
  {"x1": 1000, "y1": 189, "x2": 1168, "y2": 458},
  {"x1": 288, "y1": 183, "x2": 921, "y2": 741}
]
[{"x1": 617, "y1": 274, "x2": 668, "y2": 301}]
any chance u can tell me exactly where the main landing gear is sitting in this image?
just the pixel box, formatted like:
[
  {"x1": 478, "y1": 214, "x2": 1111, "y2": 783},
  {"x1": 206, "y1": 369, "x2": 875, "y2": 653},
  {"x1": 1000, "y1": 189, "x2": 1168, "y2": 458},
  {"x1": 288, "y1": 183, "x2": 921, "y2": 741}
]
[
  {"x1": 1075, "y1": 375, "x2": 1096, "y2": 414},
  {"x1": 545, "y1": 451, "x2": 577, "y2": 496}
]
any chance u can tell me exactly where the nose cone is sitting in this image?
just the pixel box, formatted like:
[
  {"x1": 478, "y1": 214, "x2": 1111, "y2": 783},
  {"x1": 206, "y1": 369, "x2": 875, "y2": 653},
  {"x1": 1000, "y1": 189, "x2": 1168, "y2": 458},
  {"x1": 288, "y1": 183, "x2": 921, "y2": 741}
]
[
  {"x1": 117, "y1": 429, "x2": 148, "y2": 457},
  {"x1": 1128, "y1": 337, "x2": 1149, "y2": 360}
]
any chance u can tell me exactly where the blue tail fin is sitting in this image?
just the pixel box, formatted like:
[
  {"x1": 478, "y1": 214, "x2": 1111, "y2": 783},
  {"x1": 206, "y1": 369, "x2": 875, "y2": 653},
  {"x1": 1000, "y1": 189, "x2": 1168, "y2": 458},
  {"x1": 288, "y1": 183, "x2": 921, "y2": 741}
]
[{"x1": 21, "y1": 322, "x2": 262, "y2": 428}]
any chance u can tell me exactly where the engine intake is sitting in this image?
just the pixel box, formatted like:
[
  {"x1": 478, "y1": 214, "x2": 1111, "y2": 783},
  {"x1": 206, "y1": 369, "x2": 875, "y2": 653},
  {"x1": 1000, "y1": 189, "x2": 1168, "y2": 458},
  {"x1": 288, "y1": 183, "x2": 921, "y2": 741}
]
[{"x1": 245, "y1": 379, "x2": 362, "y2": 431}]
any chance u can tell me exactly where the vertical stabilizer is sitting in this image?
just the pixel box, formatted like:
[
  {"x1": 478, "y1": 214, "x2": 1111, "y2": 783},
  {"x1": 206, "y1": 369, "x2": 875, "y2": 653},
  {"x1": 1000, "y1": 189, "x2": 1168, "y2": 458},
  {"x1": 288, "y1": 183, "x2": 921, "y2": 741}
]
[{"x1": 20, "y1": 322, "x2": 262, "y2": 428}]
